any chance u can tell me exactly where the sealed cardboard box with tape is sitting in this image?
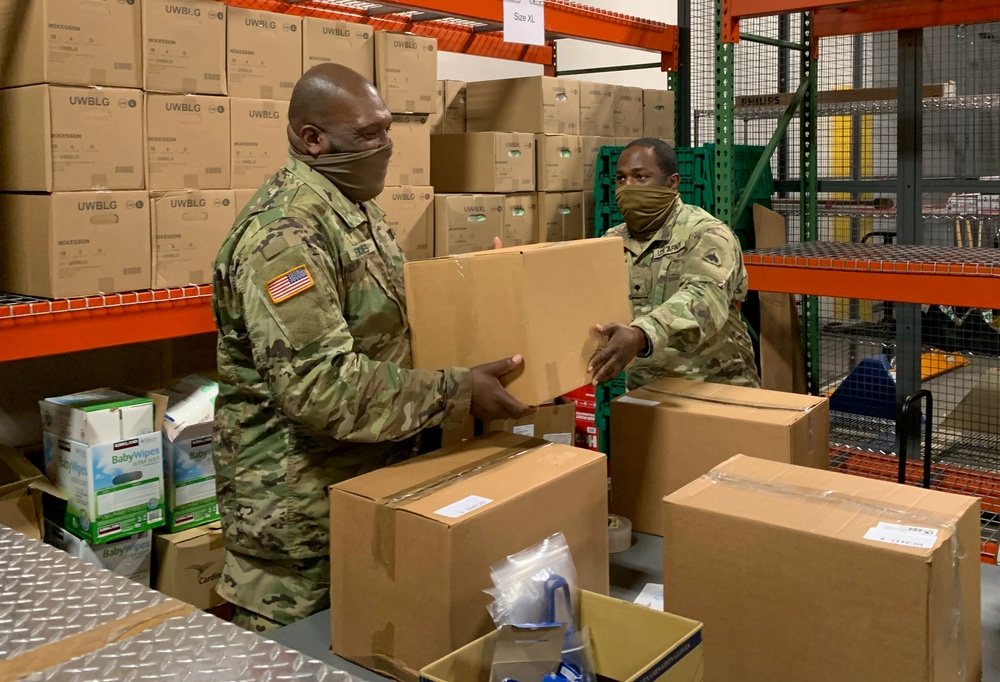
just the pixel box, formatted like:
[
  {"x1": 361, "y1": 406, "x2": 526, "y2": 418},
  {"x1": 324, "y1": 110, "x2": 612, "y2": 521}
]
[
  {"x1": 579, "y1": 81, "x2": 615, "y2": 137},
  {"x1": 613, "y1": 86, "x2": 644, "y2": 138},
  {"x1": 433, "y1": 194, "x2": 503, "y2": 257},
  {"x1": 537, "y1": 191, "x2": 585, "y2": 242},
  {"x1": 375, "y1": 31, "x2": 438, "y2": 114},
  {"x1": 330, "y1": 431, "x2": 609, "y2": 681},
  {"x1": 386, "y1": 114, "x2": 431, "y2": 186},
  {"x1": 302, "y1": 18, "x2": 374, "y2": 81},
  {"x1": 0, "y1": 191, "x2": 152, "y2": 299},
  {"x1": 502, "y1": 193, "x2": 538, "y2": 247},
  {"x1": 227, "y1": 7, "x2": 302, "y2": 101},
  {"x1": 430, "y1": 132, "x2": 535, "y2": 194},
  {"x1": 0, "y1": 0, "x2": 142, "y2": 88},
  {"x1": 487, "y1": 400, "x2": 575, "y2": 444},
  {"x1": 230, "y1": 98, "x2": 288, "y2": 190},
  {"x1": 664, "y1": 455, "x2": 981, "y2": 682},
  {"x1": 610, "y1": 377, "x2": 829, "y2": 537},
  {"x1": 154, "y1": 522, "x2": 226, "y2": 610},
  {"x1": 0, "y1": 85, "x2": 144, "y2": 192},
  {"x1": 406, "y1": 239, "x2": 632, "y2": 405},
  {"x1": 643, "y1": 89, "x2": 676, "y2": 141},
  {"x1": 467, "y1": 76, "x2": 580, "y2": 135},
  {"x1": 377, "y1": 186, "x2": 435, "y2": 261},
  {"x1": 143, "y1": 0, "x2": 227, "y2": 95},
  {"x1": 152, "y1": 190, "x2": 236, "y2": 289},
  {"x1": 146, "y1": 94, "x2": 231, "y2": 190},
  {"x1": 535, "y1": 134, "x2": 585, "y2": 192}
]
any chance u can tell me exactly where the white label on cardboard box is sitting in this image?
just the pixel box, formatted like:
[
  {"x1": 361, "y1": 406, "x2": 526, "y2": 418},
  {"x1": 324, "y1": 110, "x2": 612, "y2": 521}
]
[
  {"x1": 543, "y1": 433, "x2": 573, "y2": 446},
  {"x1": 617, "y1": 396, "x2": 659, "y2": 407},
  {"x1": 513, "y1": 425, "x2": 535, "y2": 437},
  {"x1": 434, "y1": 495, "x2": 493, "y2": 519},
  {"x1": 864, "y1": 522, "x2": 939, "y2": 549},
  {"x1": 635, "y1": 582, "x2": 664, "y2": 611}
]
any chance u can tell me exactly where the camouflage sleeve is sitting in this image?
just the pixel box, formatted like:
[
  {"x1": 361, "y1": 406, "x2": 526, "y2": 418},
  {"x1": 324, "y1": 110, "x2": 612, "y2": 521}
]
[
  {"x1": 238, "y1": 228, "x2": 472, "y2": 442},
  {"x1": 631, "y1": 224, "x2": 743, "y2": 356}
]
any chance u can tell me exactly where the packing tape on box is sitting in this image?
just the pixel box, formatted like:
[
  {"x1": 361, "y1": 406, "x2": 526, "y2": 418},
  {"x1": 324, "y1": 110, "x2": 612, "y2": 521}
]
[{"x1": 608, "y1": 514, "x2": 632, "y2": 554}]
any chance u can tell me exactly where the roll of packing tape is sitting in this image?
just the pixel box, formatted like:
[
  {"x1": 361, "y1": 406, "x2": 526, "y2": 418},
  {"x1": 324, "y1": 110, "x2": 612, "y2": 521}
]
[{"x1": 608, "y1": 514, "x2": 632, "y2": 554}]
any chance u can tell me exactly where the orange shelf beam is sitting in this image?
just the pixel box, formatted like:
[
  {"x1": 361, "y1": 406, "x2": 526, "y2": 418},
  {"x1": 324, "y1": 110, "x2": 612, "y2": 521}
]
[{"x1": 0, "y1": 287, "x2": 216, "y2": 362}]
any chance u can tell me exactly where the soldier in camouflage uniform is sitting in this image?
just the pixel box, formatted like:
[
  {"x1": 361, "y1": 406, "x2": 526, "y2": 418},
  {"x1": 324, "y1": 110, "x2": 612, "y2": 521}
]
[
  {"x1": 589, "y1": 138, "x2": 760, "y2": 390},
  {"x1": 212, "y1": 64, "x2": 529, "y2": 633}
]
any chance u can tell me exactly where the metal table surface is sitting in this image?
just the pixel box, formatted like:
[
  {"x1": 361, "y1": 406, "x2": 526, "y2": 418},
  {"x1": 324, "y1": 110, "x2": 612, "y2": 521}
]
[{"x1": 268, "y1": 532, "x2": 1000, "y2": 680}]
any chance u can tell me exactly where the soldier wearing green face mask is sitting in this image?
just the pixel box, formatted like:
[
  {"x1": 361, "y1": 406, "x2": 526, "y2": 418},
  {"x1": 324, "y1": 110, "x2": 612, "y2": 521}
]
[
  {"x1": 588, "y1": 138, "x2": 761, "y2": 390},
  {"x1": 212, "y1": 64, "x2": 532, "y2": 634}
]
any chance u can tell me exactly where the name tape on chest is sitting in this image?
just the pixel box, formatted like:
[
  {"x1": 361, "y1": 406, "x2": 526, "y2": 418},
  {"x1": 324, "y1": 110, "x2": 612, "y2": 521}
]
[
  {"x1": 654, "y1": 244, "x2": 683, "y2": 259},
  {"x1": 347, "y1": 239, "x2": 377, "y2": 263},
  {"x1": 267, "y1": 265, "x2": 315, "y2": 304}
]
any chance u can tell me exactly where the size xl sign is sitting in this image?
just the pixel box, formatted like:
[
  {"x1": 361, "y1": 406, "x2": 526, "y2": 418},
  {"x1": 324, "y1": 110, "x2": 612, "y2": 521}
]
[{"x1": 503, "y1": 0, "x2": 544, "y2": 46}]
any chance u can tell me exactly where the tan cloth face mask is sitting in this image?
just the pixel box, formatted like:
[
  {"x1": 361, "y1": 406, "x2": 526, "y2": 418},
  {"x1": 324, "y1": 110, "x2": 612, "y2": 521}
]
[
  {"x1": 615, "y1": 184, "x2": 679, "y2": 238},
  {"x1": 291, "y1": 142, "x2": 394, "y2": 203}
]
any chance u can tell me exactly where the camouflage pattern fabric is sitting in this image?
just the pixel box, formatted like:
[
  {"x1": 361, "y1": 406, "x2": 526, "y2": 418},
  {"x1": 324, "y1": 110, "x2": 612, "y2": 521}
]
[
  {"x1": 223, "y1": 552, "x2": 329, "y2": 631},
  {"x1": 605, "y1": 198, "x2": 761, "y2": 390},
  {"x1": 212, "y1": 157, "x2": 473, "y2": 622}
]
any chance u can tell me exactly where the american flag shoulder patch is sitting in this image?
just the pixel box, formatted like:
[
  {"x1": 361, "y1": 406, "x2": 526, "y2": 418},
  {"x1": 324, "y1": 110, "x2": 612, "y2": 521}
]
[{"x1": 266, "y1": 265, "x2": 314, "y2": 304}]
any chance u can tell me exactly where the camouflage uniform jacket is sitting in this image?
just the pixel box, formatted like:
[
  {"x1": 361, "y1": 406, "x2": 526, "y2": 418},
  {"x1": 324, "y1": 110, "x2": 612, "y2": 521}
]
[
  {"x1": 605, "y1": 198, "x2": 761, "y2": 390},
  {"x1": 212, "y1": 157, "x2": 473, "y2": 561}
]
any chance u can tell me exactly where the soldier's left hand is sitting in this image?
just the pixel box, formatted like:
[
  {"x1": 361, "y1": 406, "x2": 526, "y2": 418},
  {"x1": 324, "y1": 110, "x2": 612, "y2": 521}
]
[{"x1": 588, "y1": 323, "x2": 648, "y2": 386}]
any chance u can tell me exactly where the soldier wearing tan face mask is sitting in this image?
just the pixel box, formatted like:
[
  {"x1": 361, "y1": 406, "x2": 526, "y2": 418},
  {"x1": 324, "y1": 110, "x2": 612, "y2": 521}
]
[
  {"x1": 588, "y1": 138, "x2": 760, "y2": 390},
  {"x1": 211, "y1": 64, "x2": 531, "y2": 634}
]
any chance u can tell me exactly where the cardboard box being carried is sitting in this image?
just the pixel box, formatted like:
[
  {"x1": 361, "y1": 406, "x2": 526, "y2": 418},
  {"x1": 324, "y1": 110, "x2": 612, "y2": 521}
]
[
  {"x1": 430, "y1": 132, "x2": 535, "y2": 194},
  {"x1": 0, "y1": 191, "x2": 152, "y2": 299},
  {"x1": 613, "y1": 86, "x2": 644, "y2": 138},
  {"x1": 535, "y1": 134, "x2": 585, "y2": 192},
  {"x1": 487, "y1": 401, "x2": 575, "y2": 445},
  {"x1": 406, "y1": 239, "x2": 631, "y2": 405},
  {"x1": 664, "y1": 455, "x2": 982, "y2": 682},
  {"x1": 501, "y1": 193, "x2": 538, "y2": 247},
  {"x1": 385, "y1": 114, "x2": 431, "y2": 186},
  {"x1": 227, "y1": 8, "x2": 302, "y2": 101},
  {"x1": 429, "y1": 80, "x2": 467, "y2": 134},
  {"x1": 0, "y1": 446, "x2": 45, "y2": 540},
  {"x1": 230, "y1": 98, "x2": 288, "y2": 190},
  {"x1": 302, "y1": 19, "x2": 374, "y2": 81},
  {"x1": 643, "y1": 89, "x2": 676, "y2": 141},
  {"x1": 375, "y1": 31, "x2": 438, "y2": 114},
  {"x1": 0, "y1": 85, "x2": 144, "y2": 192},
  {"x1": 433, "y1": 194, "x2": 503, "y2": 257},
  {"x1": 152, "y1": 190, "x2": 236, "y2": 288},
  {"x1": 377, "y1": 186, "x2": 435, "y2": 261},
  {"x1": 154, "y1": 522, "x2": 225, "y2": 609},
  {"x1": 330, "y1": 432, "x2": 610, "y2": 681},
  {"x1": 537, "y1": 191, "x2": 585, "y2": 242},
  {"x1": 146, "y1": 93, "x2": 231, "y2": 190},
  {"x1": 0, "y1": 0, "x2": 142, "y2": 88},
  {"x1": 45, "y1": 519, "x2": 153, "y2": 586},
  {"x1": 579, "y1": 81, "x2": 615, "y2": 137},
  {"x1": 610, "y1": 378, "x2": 829, "y2": 537},
  {"x1": 143, "y1": 0, "x2": 227, "y2": 95},
  {"x1": 467, "y1": 77, "x2": 580, "y2": 135},
  {"x1": 421, "y1": 590, "x2": 704, "y2": 682}
]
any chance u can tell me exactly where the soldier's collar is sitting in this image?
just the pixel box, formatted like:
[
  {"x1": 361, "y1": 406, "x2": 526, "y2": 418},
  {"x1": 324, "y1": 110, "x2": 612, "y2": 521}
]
[
  {"x1": 623, "y1": 199, "x2": 682, "y2": 257},
  {"x1": 284, "y1": 156, "x2": 371, "y2": 229}
]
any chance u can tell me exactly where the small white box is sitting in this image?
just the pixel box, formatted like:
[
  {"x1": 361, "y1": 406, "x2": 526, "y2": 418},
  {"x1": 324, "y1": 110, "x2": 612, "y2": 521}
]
[{"x1": 40, "y1": 389, "x2": 154, "y2": 445}]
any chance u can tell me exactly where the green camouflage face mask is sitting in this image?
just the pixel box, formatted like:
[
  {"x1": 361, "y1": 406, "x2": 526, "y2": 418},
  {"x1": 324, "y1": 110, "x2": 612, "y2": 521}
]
[{"x1": 615, "y1": 184, "x2": 679, "y2": 238}]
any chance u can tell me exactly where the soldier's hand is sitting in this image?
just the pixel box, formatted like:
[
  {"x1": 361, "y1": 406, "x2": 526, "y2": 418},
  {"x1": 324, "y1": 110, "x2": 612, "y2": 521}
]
[
  {"x1": 470, "y1": 355, "x2": 534, "y2": 421},
  {"x1": 493, "y1": 237, "x2": 503, "y2": 250},
  {"x1": 589, "y1": 323, "x2": 648, "y2": 386}
]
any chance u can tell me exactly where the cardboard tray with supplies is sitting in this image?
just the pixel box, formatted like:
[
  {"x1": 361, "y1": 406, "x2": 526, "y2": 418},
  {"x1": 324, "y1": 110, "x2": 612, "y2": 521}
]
[{"x1": 420, "y1": 590, "x2": 704, "y2": 682}]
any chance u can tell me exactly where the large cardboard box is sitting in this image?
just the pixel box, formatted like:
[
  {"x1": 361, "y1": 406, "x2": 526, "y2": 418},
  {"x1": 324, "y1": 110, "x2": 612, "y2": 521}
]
[
  {"x1": 330, "y1": 432, "x2": 610, "y2": 681},
  {"x1": 227, "y1": 8, "x2": 302, "y2": 101},
  {"x1": 579, "y1": 81, "x2": 615, "y2": 137},
  {"x1": 386, "y1": 114, "x2": 431, "y2": 186},
  {"x1": 502, "y1": 193, "x2": 538, "y2": 246},
  {"x1": 581, "y1": 136, "x2": 615, "y2": 191},
  {"x1": 430, "y1": 132, "x2": 535, "y2": 194},
  {"x1": 0, "y1": 191, "x2": 152, "y2": 299},
  {"x1": 0, "y1": 0, "x2": 142, "y2": 88},
  {"x1": 154, "y1": 522, "x2": 225, "y2": 609},
  {"x1": 302, "y1": 19, "x2": 374, "y2": 81},
  {"x1": 377, "y1": 186, "x2": 435, "y2": 261},
  {"x1": 152, "y1": 190, "x2": 235, "y2": 289},
  {"x1": 146, "y1": 94, "x2": 231, "y2": 190},
  {"x1": 664, "y1": 455, "x2": 982, "y2": 682},
  {"x1": 537, "y1": 191, "x2": 585, "y2": 242},
  {"x1": 375, "y1": 31, "x2": 438, "y2": 114},
  {"x1": 643, "y1": 89, "x2": 676, "y2": 141},
  {"x1": 143, "y1": 0, "x2": 227, "y2": 96},
  {"x1": 487, "y1": 401, "x2": 575, "y2": 444},
  {"x1": 610, "y1": 378, "x2": 829, "y2": 536},
  {"x1": 0, "y1": 446, "x2": 45, "y2": 540},
  {"x1": 467, "y1": 77, "x2": 580, "y2": 135},
  {"x1": 45, "y1": 520, "x2": 153, "y2": 586},
  {"x1": 433, "y1": 194, "x2": 503, "y2": 257},
  {"x1": 406, "y1": 239, "x2": 631, "y2": 405},
  {"x1": 0, "y1": 85, "x2": 144, "y2": 192},
  {"x1": 230, "y1": 98, "x2": 288, "y2": 190},
  {"x1": 613, "y1": 86, "x2": 644, "y2": 138},
  {"x1": 429, "y1": 80, "x2": 467, "y2": 134},
  {"x1": 420, "y1": 590, "x2": 704, "y2": 682},
  {"x1": 535, "y1": 134, "x2": 585, "y2": 192}
]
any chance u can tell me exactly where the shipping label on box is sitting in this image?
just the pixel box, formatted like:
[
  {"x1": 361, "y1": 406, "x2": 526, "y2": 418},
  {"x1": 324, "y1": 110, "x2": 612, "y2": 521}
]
[
  {"x1": 302, "y1": 19, "x2": 374, "y2": 81},
  {"x1": 430, "y1": 132, "x2": 534, "y2": 194},
  {"x1": 535, "y1": 134, "x2": 585, "y2": 192},
  {"x1": 579, "y1": 82, "x2": 615, "y2": 137},
  {"x1": 45, "y1": 520, "x2": 153, "y2": 586},
  {"x1": 613, "y1": 86, "x2": 644, "y2": 138},
  {"x1": 537, "y1": 191, "x2": 585, "y2": 242},
  {"x1": 146, "y1": 94, "x2": 231, "y2": 190},
  {"x1": 467, "y1": 76, "x2": 580, "y2": 134},
  {"x1": 386, "y1": 114, "x2": 431, "y2": 186},
  {"x1": 377, "y1": 186, "x2": 435, "y2": 261},
  {"x1": 152, "y1": 190, "x2": 236, "y2": 289},
  {"x1": 230, "y1": 98, "x2": 288, "y2": 190},
  {"x1": 143, "y1": 0, "x2": 227, "y2": 95},
  {"x1": 375, "y1": 31, "x2": 438, "y2": 114},
  {"x1": 0, "y1": 0, "x2": 143, "y2": 89},
  {"x1": 227, "y1": 8, "x2": 302, "y2": 101},
  {"x1": 433, "y1": 194, "x2": 503, "y2": 256},
  {"x1": 0, "y1": 85, "x2": 145, "y2": 192},
  {"x1": 502, "y1": 193, "x2": 538, "y2": 246},
  {"x1": 643, "y1": 89, "x2": 676, "y2": 141},
  {"x1": 154, "y1": 522, "x2": 225, "y2": 609}
]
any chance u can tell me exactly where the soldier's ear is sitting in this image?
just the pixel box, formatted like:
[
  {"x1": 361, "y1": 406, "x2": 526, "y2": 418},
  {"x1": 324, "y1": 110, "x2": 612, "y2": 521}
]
[
  {"x1": 667, "y1": 173, "x2": 681, "y2": 190},
  {"x1": 298, "y1": 125, "x2": 325, "y2": 155}
]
